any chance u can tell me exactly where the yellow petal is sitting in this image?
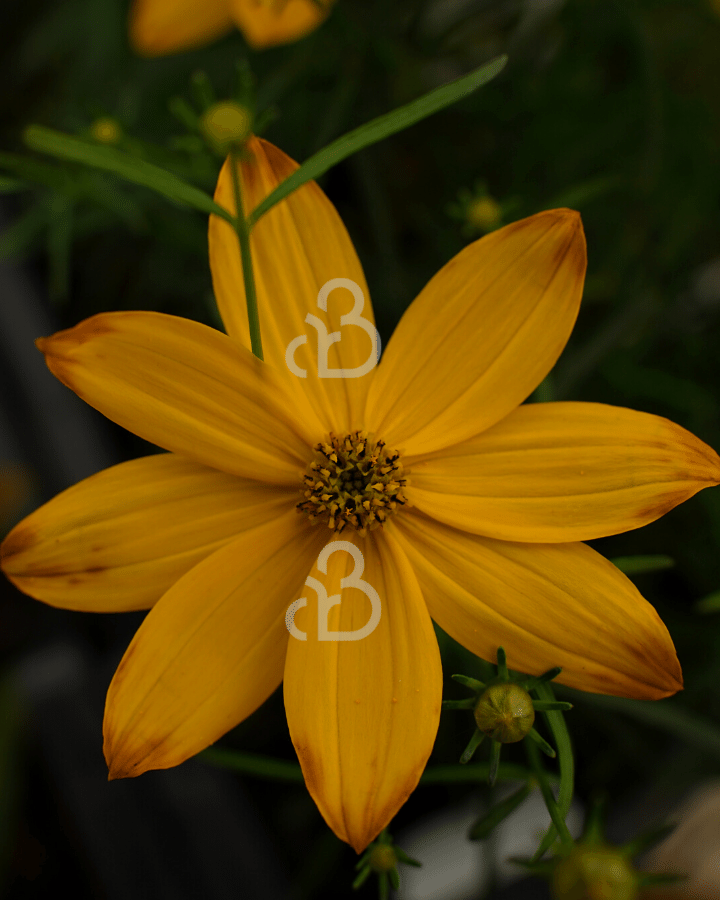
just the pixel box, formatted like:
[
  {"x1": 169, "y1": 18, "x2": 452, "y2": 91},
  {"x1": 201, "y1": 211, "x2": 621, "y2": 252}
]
[
  {"x1": 104, "y1": 508, "x2": 328, "y2": 778},
  {"x1": 37, "y1": 310, "x2": 313, "y2": 484},
  {"x1": 284, "y1": 527, "x2": 442, "y2": 852},
  {"x1": 365, "y1": 210, "x2": 586, "y2": 456},
  {"x1": 407, "y1": 402, "x2": 720, "y2": 542},
  {"x1": 129, "y1": 0, "x2": 234, "y2": 56},
  {"x1": 1, "y1": 453, "x2": 293, "y2": 612},
  {"x1": 395, "y1": 511, "x2": 682, "y2": 700},
  {"x1": 210, "y1": 137, "x2": 375, "y2": 434},
  {"x1": 229, "y1": 0, "x2": 333, "y2": 49}
]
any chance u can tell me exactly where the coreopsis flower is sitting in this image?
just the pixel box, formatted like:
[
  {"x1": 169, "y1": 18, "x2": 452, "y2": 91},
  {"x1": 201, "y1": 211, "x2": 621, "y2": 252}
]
[
  {"x1": 129, "y1": 0, "x2": 335, "y2": 55},
  {"x1": 3, "y1": 136, "x2": 719, "y2": 853}
]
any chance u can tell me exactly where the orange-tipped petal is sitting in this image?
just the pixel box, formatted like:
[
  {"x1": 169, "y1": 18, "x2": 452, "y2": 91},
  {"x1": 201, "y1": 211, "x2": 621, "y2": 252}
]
[
  {"x1": 210, "y1": 137, "x2": 375, "y2": 434},
  {"x1": 395, "y1": 511, "x2": 683, "y2": 700},
  {"x1": 129, "y1": 0, "x2": 234, "y2": 56},
  {"x1": 365, "y1": 210, "x2": 586, "y2": 456},
  {"x1": 284, "y1": 528, "x2": 442, "y2": 852},
  {"x1": 229, "y1": 0, "x2": 334, "y2": 49},
  {"x1": 37, "y1": 310, "x2": 314, "y2": 484},
  {"x1": 407, "y1": 402, "x2": 720, "y2": 542},
  {"x1": 1, "y1": 453, "x2": 292, "y2": 612},
  {"x1": 103, "y1": 508, "x2": 328, "y2": 778}
]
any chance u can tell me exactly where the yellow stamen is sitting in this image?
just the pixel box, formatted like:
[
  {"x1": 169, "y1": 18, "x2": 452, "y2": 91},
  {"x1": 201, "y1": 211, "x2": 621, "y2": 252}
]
[{"x1": 298, "y1": 432, "x2": 410, "y2": 533}]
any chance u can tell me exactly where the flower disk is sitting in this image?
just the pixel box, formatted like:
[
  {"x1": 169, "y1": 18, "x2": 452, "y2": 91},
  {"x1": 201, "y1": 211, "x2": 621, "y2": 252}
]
[{"x1": 298, "y1": 432, "x2": 409, "y2": 536}]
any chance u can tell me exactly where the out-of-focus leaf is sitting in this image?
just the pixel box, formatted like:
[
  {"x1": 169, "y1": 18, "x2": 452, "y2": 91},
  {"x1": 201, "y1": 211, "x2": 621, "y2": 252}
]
[
  {"x1": 695, "y1": 589, "x2": 720, "y2": 613},
  {"x1": 611, "y1": 555, "x2": 675, "y2": 575},
  {"x1": 469, "y1": 781, "x2": 532, "y2": 840},
  {"x1": 23, "y1": 126, "x2": 233, "y2": 223}
]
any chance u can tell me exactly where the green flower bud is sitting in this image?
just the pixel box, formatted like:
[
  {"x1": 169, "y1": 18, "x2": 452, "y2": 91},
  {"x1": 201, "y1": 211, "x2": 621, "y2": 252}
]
[
  {"x1": 552, "y1": 846, "x2": 638, "y2": 900},
  {"x1": 368, "y1": 844, "x2": 397, "y2": 873},
  {"x1": 201, "y1": 101, "x2": 252, "y2": 153},
  {"x1": 473, "y1": 681, "x2": 535, "y2": 743}
]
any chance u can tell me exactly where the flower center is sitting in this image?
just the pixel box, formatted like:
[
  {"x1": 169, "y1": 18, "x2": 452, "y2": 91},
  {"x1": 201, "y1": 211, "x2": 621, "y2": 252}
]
[{"x1": 298, "y1": 432, "x2": 409, "y2": 536}]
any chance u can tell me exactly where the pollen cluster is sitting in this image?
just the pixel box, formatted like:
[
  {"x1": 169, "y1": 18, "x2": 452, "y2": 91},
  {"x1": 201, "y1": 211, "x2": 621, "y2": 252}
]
[{"x1": 298, "y1": 432, "x2": 409, "y2": 535}]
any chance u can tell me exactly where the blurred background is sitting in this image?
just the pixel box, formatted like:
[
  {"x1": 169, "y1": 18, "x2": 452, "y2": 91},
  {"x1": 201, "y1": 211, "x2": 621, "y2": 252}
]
[{"x1": 1, "y1": 0, "x2": 720, "y2": 897}]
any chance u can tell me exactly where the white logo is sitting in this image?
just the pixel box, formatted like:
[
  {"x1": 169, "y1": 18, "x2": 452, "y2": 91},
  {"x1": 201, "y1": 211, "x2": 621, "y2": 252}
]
[
  {"x1": 285, "y1": 278, "x2": 381, "y2": 379},
  {"x1": 285, "y1": 541, "x2": 382, "y2": 641}
]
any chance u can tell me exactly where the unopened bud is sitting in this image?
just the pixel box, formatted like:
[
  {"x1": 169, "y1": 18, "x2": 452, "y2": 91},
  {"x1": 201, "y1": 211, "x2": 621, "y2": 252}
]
[
  {"x1": 467, "y1": 196, "x2": 502, "y2": 232},
  {"x1": 474, "y1": 681, "x2": 535, "y2": 743},
  {"x1": 552, "y1": 846, "x2": 637, "y2": 900},
  {"x1": 368, "y1": 844, "x2": 397, "y2": 873},
  {"x1": 90, "y1": 117, "x2": 122, "y2": 144},
  {"x1": 201, "y1": 101, "x2": 252, "y2": 152}
]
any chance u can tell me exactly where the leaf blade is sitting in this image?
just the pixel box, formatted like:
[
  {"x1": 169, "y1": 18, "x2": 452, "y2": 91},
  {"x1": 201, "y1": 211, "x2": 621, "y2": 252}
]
[{"x1": 247, "y1": 54, "x2": 508, "y2": 226}]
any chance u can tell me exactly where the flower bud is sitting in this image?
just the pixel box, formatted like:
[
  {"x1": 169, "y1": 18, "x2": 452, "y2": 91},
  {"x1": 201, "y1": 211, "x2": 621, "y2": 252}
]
[
  {"x1": 473, "y1": 681, "x2": 535, "y2": 743},
  {"x1": 200, "y1": 101, "x2": 252, "y2": 153},
  {"x1": 552, "y1": 846, "x2": 637, "y2": 900},
  {"x1": 467, "y1": 196, "x2": 502, "y2": 232},
  {"x1": 368, "y1": 844, "x2": 397, "y2": 873},
  {"x1": 90, "y1": 117, "x2": 122, "y2": 144}
]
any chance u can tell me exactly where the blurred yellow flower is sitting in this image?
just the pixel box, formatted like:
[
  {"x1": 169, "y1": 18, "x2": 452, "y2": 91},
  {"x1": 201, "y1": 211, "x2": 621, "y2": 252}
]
[
  {"x1": 3, "y1": 137, "x2": 719, "y2": 852},
  {"x1": 129, "y1": 0, "x2": 335, "y2": 55}
]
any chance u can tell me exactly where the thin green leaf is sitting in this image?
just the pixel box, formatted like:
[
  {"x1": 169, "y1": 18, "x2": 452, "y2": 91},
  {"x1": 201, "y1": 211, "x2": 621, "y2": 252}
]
[
  {"x1": 23, "y1": 125, "x2": 233, "y2": 223},
  {"x1": 611, "y1": 555, "x2": 675, "y2": 575},
  {"x1": 388, "y1": 867, "x2": 400, "y2": 891},
  {"x1": 469, "y1": 782, "x2": 532, "y2": 840},
  {"x1": 695, "y1": 589, "x2": 720, "y2": 613},
  {"x1": 352, "y1": 866, "x2": 371, "y2": 890},
  {"x1": 420, "y1": 761, "x2": 555, "y2": 785},
  {"x1": 460, "y1": 729, "x2": 485, "y2": 764},
  {"x1": 621, "y1": 823, "x2": 676, "y2": 860},
  {"x1": 531, "y1": 681, "x2": 575, "y2": 862},
  {"x1": 525, "y1": 739, "x2": 574, "y2": 852},
  {"x1": 526, "y1": 727, "x2": 556, "y2": 758},
  {"x1": 442, "y1": 698, "x2": 476, "y2": 710},
  {"x1": 247, "y1": 55, "x2": 508, "y2": 227},
  {"x1": 198, "y1": 747, "x2": 304, "y2": 782},
  {"x1": 451, "y1": 674, "x2": 485, "y2": 692}
]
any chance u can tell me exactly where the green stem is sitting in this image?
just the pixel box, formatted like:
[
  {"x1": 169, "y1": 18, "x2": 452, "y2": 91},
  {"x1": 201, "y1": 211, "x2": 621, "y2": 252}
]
[
  {"x1": 229, "y1": 148, "x2": 263, "y2": 360},
  {"x1": 531, "y1": 682, "x2": 575, "y2": 861},
  {"x1": 525, "y1": 738, "x2": 574, "y2": 851}
]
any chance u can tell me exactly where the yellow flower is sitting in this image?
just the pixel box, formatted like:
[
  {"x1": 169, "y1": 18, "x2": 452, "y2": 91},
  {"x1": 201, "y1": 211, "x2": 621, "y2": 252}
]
[
  {"x1": 3, "y1": 136, "x2": 719, "y2": 853},
  {"x1": 129, "y1": 0, "x2": 335, "y2": 55}
]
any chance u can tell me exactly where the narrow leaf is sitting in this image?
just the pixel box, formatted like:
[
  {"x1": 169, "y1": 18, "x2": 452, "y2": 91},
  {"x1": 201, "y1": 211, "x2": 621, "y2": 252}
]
[
  {"x1": 23, "y1": 125, "x2": 233, "y2": 223},
  {"x1": 452, "y1": 673, "x2": 485, "y2": 692},
  {"x1": 247, "y1": 54, "x2": 508, "y2": 226},
  {"x1": 198, "y1": 747, "x2": 304, "y2": 782},
  {"x1": 695, "y1": 589, "x2": 720, "y2": 613},
  {"x1": 611, "y1": 555, "x2": 675, "y2": 575},
  {"x1": 469, "y1": 782, "x2": 532, "y2": 840},
  {"x1": 531, "y1": 682, "x2": 575, "y2": 861}
]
